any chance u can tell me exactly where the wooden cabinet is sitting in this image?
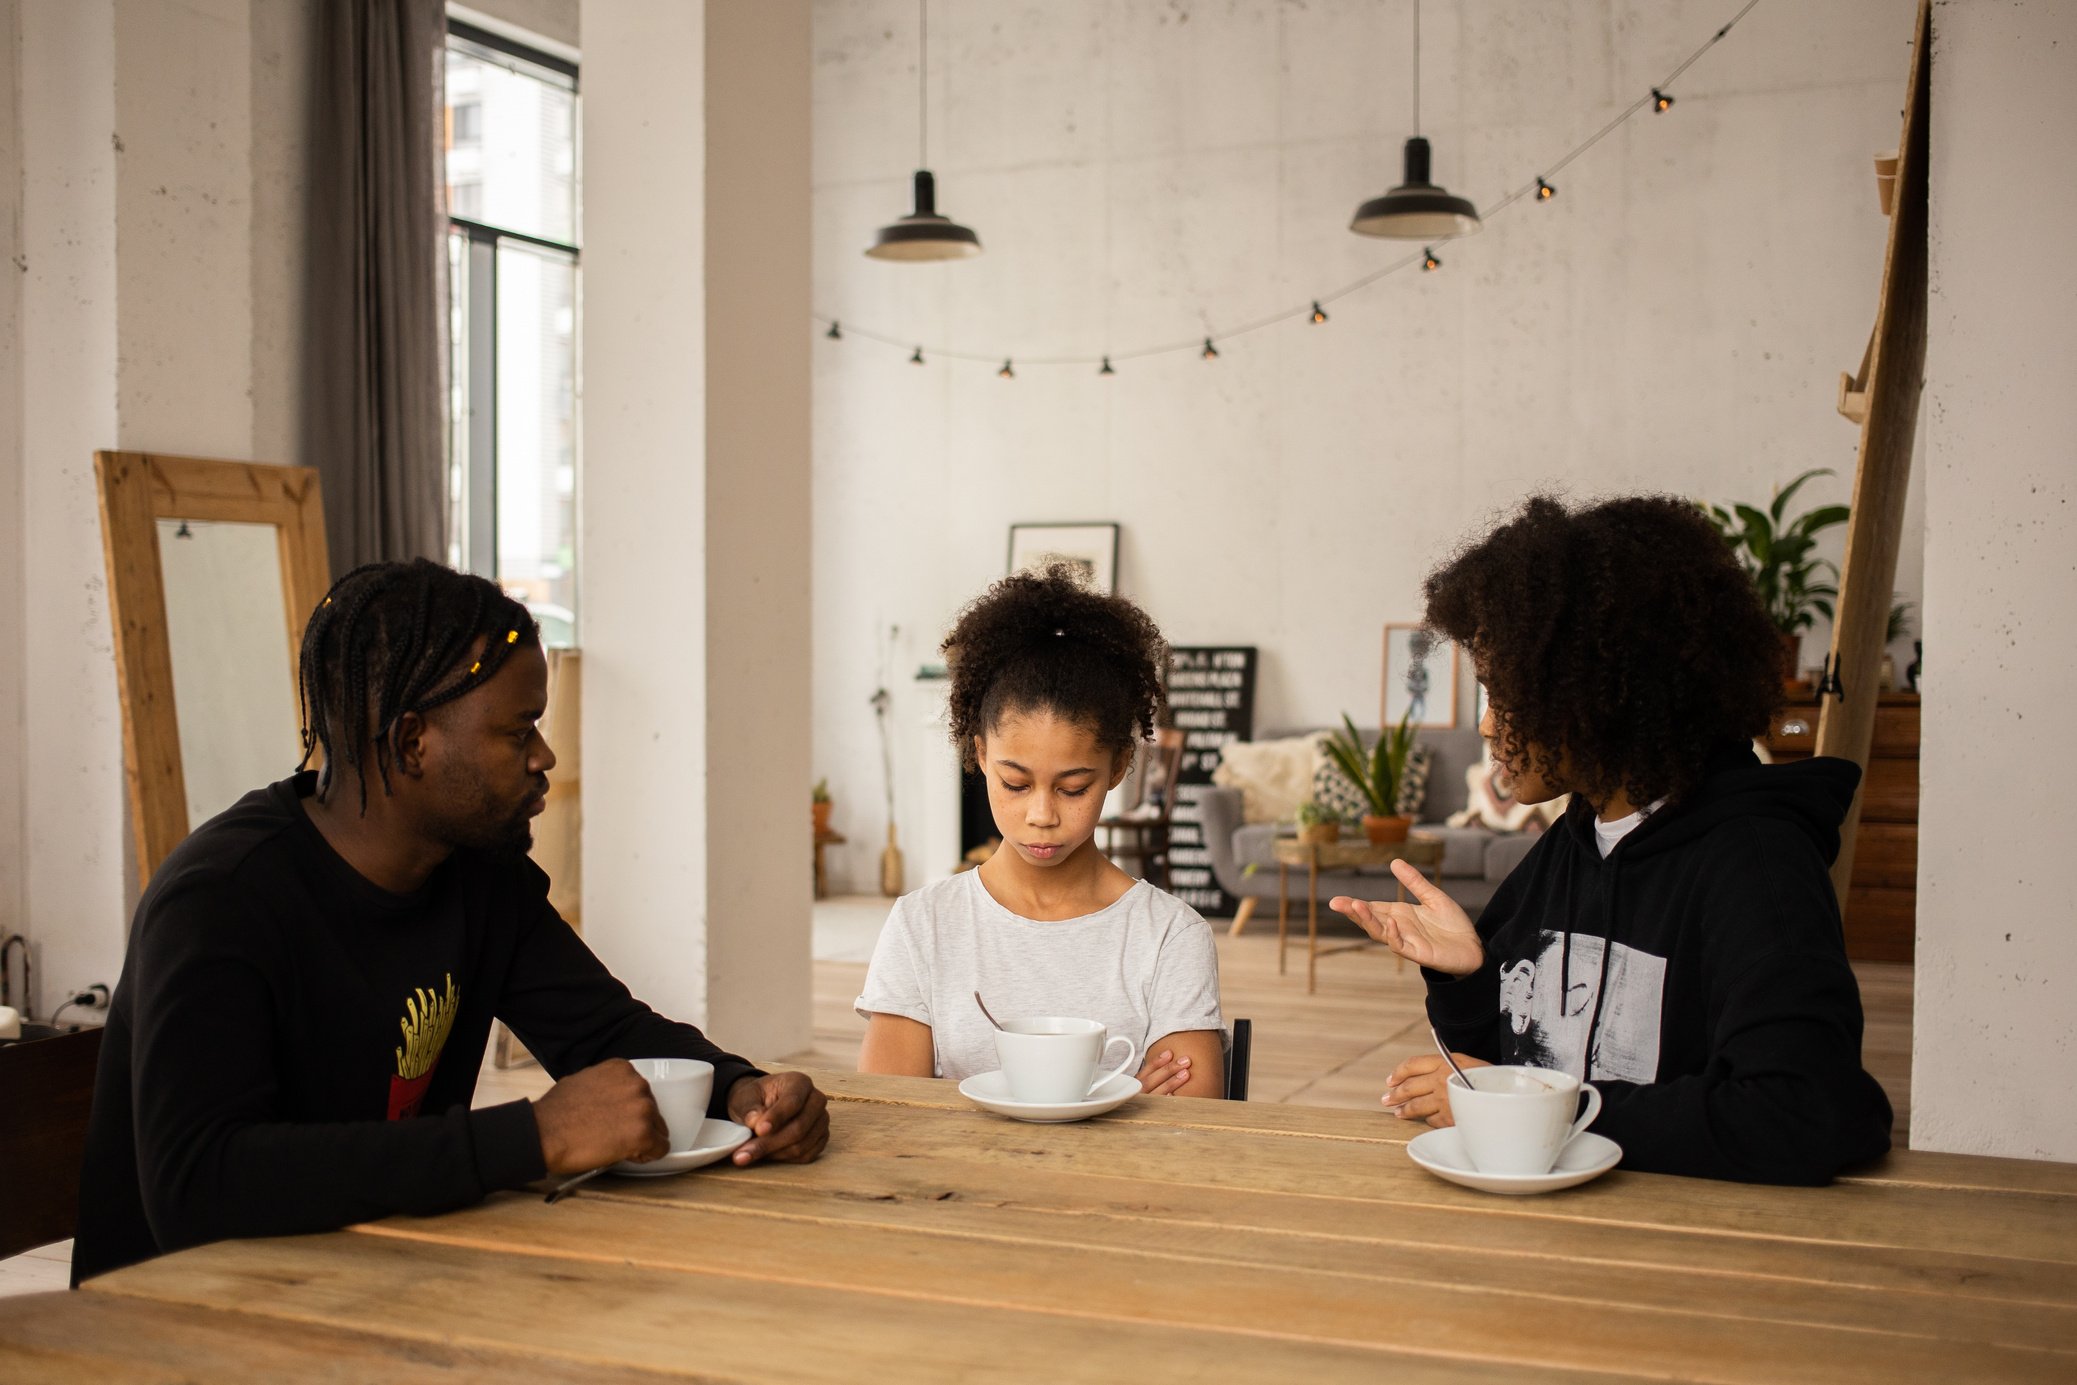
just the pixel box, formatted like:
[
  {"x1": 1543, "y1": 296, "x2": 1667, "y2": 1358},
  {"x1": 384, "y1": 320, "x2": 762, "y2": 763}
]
[{"x1": 1762, "y1": 693, "x2": 1918, "y2": 963}]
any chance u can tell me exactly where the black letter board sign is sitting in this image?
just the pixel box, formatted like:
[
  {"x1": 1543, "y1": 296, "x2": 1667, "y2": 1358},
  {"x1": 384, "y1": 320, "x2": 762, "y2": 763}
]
[{"x1": 1163, "y1": 646, "x2": 1257, "y2": 917}]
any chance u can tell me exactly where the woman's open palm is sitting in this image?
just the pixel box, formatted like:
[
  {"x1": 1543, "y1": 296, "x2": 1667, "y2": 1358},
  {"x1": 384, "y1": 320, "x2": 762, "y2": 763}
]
[{"x1": 1330, "y1": 860, "x2": 1484, "y2": 976}]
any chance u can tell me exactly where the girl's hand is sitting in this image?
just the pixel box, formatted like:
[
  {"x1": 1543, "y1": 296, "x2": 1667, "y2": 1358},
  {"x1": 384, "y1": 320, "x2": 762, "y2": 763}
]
[
  {"x1": 1330, "y1": 860, "x2": 1484, "y2": 976},
  {"x1": 1382, "y1": 1052, "x2": 1489, "y2": 1127},
  {"x1": 1137, "y1": 1048, "x2": 1193, "y2": 1096}
]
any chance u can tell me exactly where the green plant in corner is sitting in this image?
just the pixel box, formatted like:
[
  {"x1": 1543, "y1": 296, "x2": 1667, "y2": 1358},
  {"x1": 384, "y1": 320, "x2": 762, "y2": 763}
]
[
  {"x1": 811, "y1": 778, "x2": 831, "y2": 805},
  {"x1": 1322, "y1": 708, "x2": 1418, "y2": 819},
  {"x1": 1699, "y1": 468, "x2": 1851, "y2": 637}
]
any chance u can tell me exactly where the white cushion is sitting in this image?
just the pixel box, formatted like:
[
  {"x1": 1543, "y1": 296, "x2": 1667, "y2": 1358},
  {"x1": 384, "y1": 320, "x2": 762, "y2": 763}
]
[{"x1": 1211, "y1": 734, "x2": 1324, "y2": 824}]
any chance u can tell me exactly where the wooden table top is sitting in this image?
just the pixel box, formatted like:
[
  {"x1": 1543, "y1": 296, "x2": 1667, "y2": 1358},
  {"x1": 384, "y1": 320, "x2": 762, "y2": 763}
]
[
  {"x1": 1273, "y1": 831, "x2": 1444, "y2": 869},
  {"x1": 5, "y1": 1068, "x2": 2074, "y2": 1382}
]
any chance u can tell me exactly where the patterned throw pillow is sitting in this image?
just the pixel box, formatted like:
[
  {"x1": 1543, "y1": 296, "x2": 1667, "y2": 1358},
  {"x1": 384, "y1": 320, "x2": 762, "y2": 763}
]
[{"x1": 1310, "y1": 743, "x2": 1433, "y2": 821}]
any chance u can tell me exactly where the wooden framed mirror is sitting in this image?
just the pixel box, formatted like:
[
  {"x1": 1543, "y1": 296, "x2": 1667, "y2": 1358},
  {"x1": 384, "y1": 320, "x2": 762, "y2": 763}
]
[{"x1": 94, "y1": 452, "x2": 331, "y2": 891}]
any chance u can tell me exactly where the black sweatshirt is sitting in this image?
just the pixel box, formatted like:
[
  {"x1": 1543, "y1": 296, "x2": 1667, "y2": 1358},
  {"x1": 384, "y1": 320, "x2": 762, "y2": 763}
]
[
  {"x1": 73, "y1": 772, "x2": 763, "y2": 1283},
  {"x1": 1426, "y1": 744, "x2": 1893, "y2": 1184}
]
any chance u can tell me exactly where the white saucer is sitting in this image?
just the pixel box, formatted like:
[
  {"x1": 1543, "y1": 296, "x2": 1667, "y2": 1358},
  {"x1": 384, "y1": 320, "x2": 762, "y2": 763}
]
[
  {"x1": 957, "y1": 1069, "x2": 1142, "y2": 1123},
  {"x1": 1406, "y1": 1127, "x2": 1622, "y2": 1195},
  {"x1": 610, "y1": 1118, "x2": 753, "y2": 1177}
]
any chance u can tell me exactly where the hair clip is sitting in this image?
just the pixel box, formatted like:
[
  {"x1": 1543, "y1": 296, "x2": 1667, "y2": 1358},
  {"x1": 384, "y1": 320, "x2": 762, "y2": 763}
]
[
  {"x1": 468, "y1": 661, "x2": 482, "y2": 675},
  {"x1": 505, "y1": 629, "x2": 518, "y2": 644},
  {"x1": 322, "y1": 597, "x2": 332, "y2": 606},
  {"x1": 1053, "y1": 628, "x2": 1066, "y2": 637}
]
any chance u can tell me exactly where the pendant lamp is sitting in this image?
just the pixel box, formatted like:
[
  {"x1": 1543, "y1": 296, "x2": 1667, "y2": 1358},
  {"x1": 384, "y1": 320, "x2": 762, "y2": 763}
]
[
  {"x1": 866, "y1": 0, "x2": 982, "y2": 261},
  {"x1": 1350, "y1": 0, "x2": 1481, "y2": 241}
]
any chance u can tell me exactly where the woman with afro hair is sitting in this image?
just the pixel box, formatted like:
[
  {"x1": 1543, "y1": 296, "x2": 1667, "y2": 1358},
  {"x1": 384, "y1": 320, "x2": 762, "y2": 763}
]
[
  {"x1": 855, "y1": 566, "x2": 1225, "y2": 1096},
  {"x1": 1332, "y1": 494, "x2": 1892, "y2": 1183}
]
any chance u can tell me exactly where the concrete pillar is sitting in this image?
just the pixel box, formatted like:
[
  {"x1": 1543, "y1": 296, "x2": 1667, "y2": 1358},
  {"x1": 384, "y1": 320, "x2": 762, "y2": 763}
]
[
  {"x1": 1914, "y1": 0, "x2": 2077, "y2": 1162},
  {"x1": 581, "y1": 1, "x2": 813, "y2": 1060}
]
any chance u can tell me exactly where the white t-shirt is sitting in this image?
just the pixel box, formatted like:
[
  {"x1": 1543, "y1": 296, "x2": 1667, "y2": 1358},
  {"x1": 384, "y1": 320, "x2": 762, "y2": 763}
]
[
  {"x1": 1594, "y1": 798, "x2": 1670, "y2": 858},
  {"x1": 855, "y1": 870, "x2": 1224, "y2": 1082}
]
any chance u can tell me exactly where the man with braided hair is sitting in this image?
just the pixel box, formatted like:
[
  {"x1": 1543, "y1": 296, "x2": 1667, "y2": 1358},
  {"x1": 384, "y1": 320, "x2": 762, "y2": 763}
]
[{"x1": 74, "y1": 559, "x2": 828, "y2": 1282}]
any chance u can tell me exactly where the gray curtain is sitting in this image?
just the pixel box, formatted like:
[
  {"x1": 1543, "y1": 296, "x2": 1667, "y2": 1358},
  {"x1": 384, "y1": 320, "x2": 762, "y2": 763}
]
[{"x1": 303, "y1": 0, "x2": 448, "y2": 575}]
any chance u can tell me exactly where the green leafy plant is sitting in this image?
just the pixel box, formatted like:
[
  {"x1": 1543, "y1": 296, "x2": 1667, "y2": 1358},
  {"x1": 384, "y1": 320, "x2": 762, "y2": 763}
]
[
  {"x1": 1887, "y1": 599, "x2": 1915, "y2": 645},
  {"x1": 1321, "y1": 709, "x2": 1418, "y2": 819},
  {"x1": 1295, "y1": 799, "x2": 1333, "y2": 828},
  {"x1": 811, "y1": 778, "x2": 831, "y2": 804},
  {"x1": 1699, "y1": 469, "x2": 1850, "y2": 637}
]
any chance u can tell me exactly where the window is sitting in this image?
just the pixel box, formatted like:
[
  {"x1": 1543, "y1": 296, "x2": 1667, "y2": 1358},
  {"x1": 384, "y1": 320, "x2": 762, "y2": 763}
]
[{"x1": 443, "y1": 20, "x2": 580, "y2": 648}]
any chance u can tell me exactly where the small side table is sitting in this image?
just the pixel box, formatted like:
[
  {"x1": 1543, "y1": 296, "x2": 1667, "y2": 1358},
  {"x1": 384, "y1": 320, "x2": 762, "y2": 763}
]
[
  {"x1": 813, "y1": 827, "x2": 847, "y2": 900},
  {"x1": 1274, "y1": 834, "x2": 1446, "y2": 994}
]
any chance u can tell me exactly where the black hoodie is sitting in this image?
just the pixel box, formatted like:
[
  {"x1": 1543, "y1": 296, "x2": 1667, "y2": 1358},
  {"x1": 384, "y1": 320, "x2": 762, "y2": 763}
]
[{"x1": 1426, "y1": 744, "x2": 1893, "y2": 1184}]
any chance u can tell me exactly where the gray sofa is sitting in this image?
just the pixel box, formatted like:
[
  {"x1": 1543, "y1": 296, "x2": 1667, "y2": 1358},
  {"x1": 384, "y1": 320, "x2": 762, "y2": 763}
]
[{"x1": 1199, "y1": 725, "x2": 1539, "y2": 924}]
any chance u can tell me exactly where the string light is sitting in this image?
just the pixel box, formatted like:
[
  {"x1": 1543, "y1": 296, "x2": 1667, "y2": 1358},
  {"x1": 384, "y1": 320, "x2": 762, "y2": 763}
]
[{"x1": 816, "y1": 0, "x2": 1755, "y2": 374}]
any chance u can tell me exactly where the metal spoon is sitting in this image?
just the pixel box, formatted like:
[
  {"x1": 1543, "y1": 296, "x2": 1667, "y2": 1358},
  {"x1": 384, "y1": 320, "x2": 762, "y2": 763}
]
[
  {"x1": 1429, "y1": 1025, "x2": 1474, "y2": 1089},
  {"x1": 975, "y1": 991, "x2": 1005, "y2": 1031},
  {"x1": 543, "y1": 1166, "x2": 605, "y2": 1204}
]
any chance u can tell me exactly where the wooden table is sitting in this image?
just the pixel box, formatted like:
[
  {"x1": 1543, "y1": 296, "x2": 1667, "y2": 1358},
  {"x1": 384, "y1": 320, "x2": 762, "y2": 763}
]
[
  {"x1": 1276, "y1": 832, "x2": 1446, "y2": 993},
  {"x1": 5, "y1": 1069, "x2": 2073, "y2": 1382},
  {"x1": 811, "y1": 826, "x2": 846, "y2": 900}
]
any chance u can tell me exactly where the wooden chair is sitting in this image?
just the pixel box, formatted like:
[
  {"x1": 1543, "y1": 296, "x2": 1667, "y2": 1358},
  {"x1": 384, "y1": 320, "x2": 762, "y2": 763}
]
[
  {"x1": 1224, "y1": 1018, "x2": 1252, "y2": 1102},
  {"x1": 0, "y1": 1026, "x2": 103, "y2": 1259},
  {"x1": 1099, "y1": 727, "x2": 1186, "y2": 890}
]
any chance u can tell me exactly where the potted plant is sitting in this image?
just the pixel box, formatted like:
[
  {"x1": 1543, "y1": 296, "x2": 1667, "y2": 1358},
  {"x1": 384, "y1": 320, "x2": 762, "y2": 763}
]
[
  {"x1": 1295, "y1": 799, "x2": 1340, "y2": 846},
  {"x1": 1322, "y1": 710, "x2": 1418, "y2": 844},
  {"x1": 811, "y1": 778, "x2": 833, "y2": 834},
  {"x1": 1700, "y1": 469, "x2": 1850, "y2": 684}
]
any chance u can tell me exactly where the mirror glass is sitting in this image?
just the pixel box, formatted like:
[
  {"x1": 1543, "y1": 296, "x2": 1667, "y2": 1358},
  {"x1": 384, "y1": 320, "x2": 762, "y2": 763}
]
[{"x1": 156, "y1": 519, "x2": 303, "y2": 827}]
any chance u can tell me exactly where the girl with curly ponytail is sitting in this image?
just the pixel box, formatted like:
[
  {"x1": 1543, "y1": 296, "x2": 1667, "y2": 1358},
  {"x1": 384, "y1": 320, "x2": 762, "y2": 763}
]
[{"x1": 855, "y1": 565, "x2": 1226, "y2": 1097}]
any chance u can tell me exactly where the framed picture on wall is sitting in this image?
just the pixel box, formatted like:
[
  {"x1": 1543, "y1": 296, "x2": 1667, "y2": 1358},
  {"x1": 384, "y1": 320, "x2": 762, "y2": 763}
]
[
  {"x1": 1007, "y1": 523, "x2": 1120, "y2": 594},
  {"x1": 1382, "y1": 623, "x2": 1457, "y2": 730}
]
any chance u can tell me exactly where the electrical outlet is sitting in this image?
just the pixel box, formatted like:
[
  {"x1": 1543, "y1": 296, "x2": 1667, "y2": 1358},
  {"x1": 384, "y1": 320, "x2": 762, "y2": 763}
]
[{"x1": 70, "y1": 983, "x2": 112, "y2": 1010}]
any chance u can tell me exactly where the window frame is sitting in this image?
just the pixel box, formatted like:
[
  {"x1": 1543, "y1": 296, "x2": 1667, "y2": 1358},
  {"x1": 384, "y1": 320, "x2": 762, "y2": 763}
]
[{"x1": 443, "y1": 18, "x2": 582, "y2": 636}]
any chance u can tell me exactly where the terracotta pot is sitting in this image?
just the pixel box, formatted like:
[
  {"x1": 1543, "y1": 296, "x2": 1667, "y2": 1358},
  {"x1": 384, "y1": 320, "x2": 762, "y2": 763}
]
[
  {"x1": 1297, "y1": 821, "x2": 1341, "y2": 846},
  {"x1": 812, "y1": 800, "x2": 832, "y2": 834},
  {"x1": 1363, "y1": 814, "x2": 1413, "y2": 845},
  {"x1": 1778, "y1": 631, "x2": 1803, "y2": 687}
]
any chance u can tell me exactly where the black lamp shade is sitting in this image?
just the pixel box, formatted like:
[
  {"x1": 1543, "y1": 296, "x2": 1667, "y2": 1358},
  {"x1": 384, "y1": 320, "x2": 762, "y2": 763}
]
[
  {"x1": 1350, "y1": 137, "x2": 1481, "y2": 240},
  {"x1": 866, "y1": 170, "x2": 983, "y2": 261}
]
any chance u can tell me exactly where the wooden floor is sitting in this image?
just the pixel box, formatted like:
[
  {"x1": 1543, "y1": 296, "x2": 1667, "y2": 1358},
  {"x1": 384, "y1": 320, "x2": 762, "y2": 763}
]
[{"x1": 5, "y1": 922, "x2": 1913, "y2": 1299}]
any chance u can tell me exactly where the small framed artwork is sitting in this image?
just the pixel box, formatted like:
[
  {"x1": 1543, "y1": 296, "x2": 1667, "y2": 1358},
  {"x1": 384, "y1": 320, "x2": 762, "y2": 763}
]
[
  {"x1": 1382, "y1": 623, "x2": 1457, "y2": 730},
  {"x1": 1007, "y1": 522, "x2": 1120, "y2": 594}
]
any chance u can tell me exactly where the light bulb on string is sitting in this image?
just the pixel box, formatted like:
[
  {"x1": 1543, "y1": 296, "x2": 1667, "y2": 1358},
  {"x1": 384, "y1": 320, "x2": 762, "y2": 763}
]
[
  {"x1": 910, "y1": 347, "x2": 924, "y2": 364},
  {"x1": 1652, "y1": 87, "x2": 1674, "y2": 113},
  {"x1": 1202, "y1": 338, "x2": 1219, "y2": 361},
  {"x1": 1098, "y1": 357, "x2": 1115, "y2": 376},
  {"x1": 1422, "y1": 248, "x2": 1441, "y2": 272},
  {"x1": 1536, "y1": 177, "x2": 1556, "y2": 201},
  {"x1": 826, "y1": 321, "x2": 842, "y2": 339},
  {"x1": 998, "y1": 359, "x2": 1015, "y2": 379},
  {"x1": 1309, "y1": 301, "x2": 1328, "y2": 324}
]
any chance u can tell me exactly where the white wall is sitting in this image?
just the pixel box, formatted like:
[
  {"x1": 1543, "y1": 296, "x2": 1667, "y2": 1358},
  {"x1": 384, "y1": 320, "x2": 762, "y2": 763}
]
[
  {"x1": 809, "y1": 0, "x2": 1924, "y2": 892},
  {"x1": 582, "y1": 1, "x2": 814, "y2": 1060},
  {"x1": 1913, "y1": 0, "x2": 2077, "y2": 1163},
  {"x1": 0, "y1": 0, "x2": 311, "y2": 1016}
]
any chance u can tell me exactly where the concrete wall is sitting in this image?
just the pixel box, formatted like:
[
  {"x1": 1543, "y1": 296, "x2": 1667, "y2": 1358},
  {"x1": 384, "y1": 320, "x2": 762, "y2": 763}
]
[
  {"x1": 0, "y1": 0, "x2": 311, "y2": 1016},
  {"x1": 809, "y1": 0, "x2": 1926, "y2": 894},
  {"x1": 582, "y1": 1, "x2": 814, "y2": 1060},
  {"x1": 1913, "y1": 0, "x2": 2077, "y2": 1162}
]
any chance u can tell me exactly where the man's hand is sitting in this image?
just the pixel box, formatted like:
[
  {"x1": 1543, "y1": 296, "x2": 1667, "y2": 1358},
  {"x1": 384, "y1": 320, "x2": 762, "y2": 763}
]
[
  {"x1": 533, "y1": 1059, "x2": 669, "y2": 1174},
  {"x1": 725, "y1": 1072, "x2": 831, "y2": 1166},
  {"x1": 1330, "y1": 860, "x2": 1485, "y2": 976},
  {"x1": 1382, "y1": 1052, "x2": 1490, "y2": 1127}
]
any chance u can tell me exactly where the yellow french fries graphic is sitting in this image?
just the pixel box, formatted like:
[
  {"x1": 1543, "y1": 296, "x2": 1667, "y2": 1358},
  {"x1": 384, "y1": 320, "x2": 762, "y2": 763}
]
[{"x1": 396, "y1": 973, "x2": 460, "y2": 1081}]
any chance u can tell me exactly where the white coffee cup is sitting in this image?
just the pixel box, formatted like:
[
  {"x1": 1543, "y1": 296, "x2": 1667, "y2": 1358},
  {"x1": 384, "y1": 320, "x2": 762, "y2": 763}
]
[
  {"x1": 629, "y1": 1057, "x2": 715, "y2": 1154},
  {"x1": 994, "y1": 1017, "x2": 1139, "y2": 1105},
  {"x1": 1448, "y1": 1065, "x2": 1602, "y2": 1175}
]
